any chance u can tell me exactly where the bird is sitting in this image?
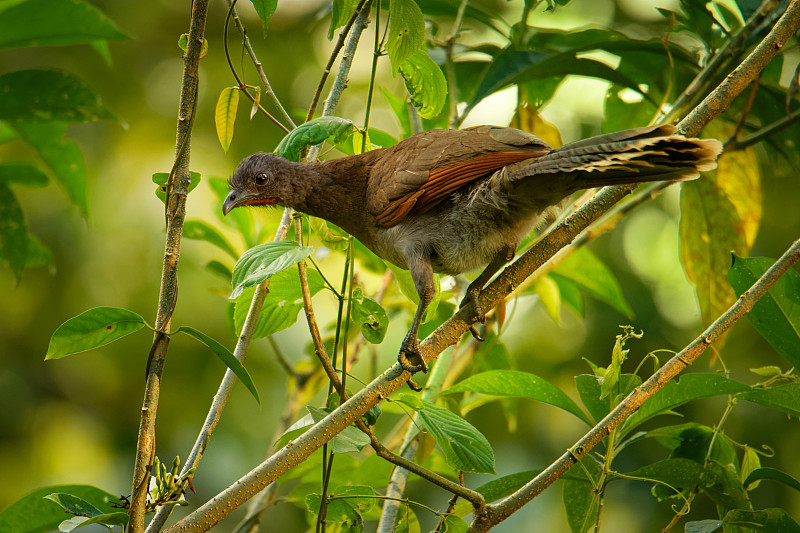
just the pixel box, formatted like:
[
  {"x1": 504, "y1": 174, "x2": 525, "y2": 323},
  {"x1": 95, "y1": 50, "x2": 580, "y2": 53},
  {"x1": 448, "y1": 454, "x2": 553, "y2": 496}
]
[{"x1": 223, "y1": 124, "x2": 722, "y2": 374}]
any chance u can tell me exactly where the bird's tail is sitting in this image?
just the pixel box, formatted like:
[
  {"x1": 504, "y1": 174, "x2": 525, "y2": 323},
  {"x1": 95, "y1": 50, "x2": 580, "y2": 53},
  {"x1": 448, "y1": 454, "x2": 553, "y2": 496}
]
[{"x1": 496, "y1": 124, "x2": 722, "y2": 191}]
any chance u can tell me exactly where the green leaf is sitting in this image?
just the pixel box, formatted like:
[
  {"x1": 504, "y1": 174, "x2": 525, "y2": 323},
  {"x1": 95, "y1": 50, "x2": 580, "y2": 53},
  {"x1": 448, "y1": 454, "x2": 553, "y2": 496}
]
[
  {"x1": 13, "y1": 121, "x2": 88, "y2": 217},
  {"x1": 247, "y1": 0, "x2": 277, "y2": 34},
  {"x1": 175, "y1": 326, "x2": 259, "y2": 405},
  {"x1": 215, "y1": 87, "x2": 239, "y2": 152},
  {"x1": 563, "y1": 455, "x2": 601, "y2": 533},
  {"x1": 45, "y1": 307, "x2": 146, "y2": 360},
  {"x1": 386, "y1": 0, "x2": 426, "y2": 73},
  {"x1": 306, "y1": 485, "x2": 375, "y2": 524},
  {"x1": 275, "y1": 117, "x2": 356, "y2": 162},
  {"x1": 0, "y1": 121, "x2": 17, "y2": 144},
  {"x1": 744, "y1": 467, "x2": 800, "y2": 493},
  {"x1": 551, "y1": 247, "x2": 633, "y2": 318},
  {"x1": 398, "y1": 49, "x2": 448, "y2": 120},
  {"x1": 328, "y1": 0, "x2": 360, "y2": 39},
  {"x1": 231, "y1": 241, "x2": 314, "y2": 299},
  {"x1": 0, "y1": 484, "x2": 121, "y2": 533},
  {"x1": 351, "y1": 293, "x2": 388, "y2": 344},
  {"x1": 442, "y1": 370, "x2": 591, "y2": 425},
  {"x1": 0, "y1": 163, "x2": 49, "y2": 187},
  {"x1": 684, "y1": 520, "x2": 722, "y2": 533},
  {"x1": 728, "y1": 255, "x2": 800, "y2": 368},
  {"x1": 737, "y1": 383, "x2": 800, "y2": 417},
  {"x1": 177, "y1": 33, "x2": 208, "y2": 58},
  {"x1": 183, "y1": 220, "x2": 238, "y2": 260},
  {"x1": 233, "y1": 267, "x2": 326, "y2": 339},
  {"x1": 680, "y1": 176, "x2": 747, "y2": 332},
  {"x1": 0, "y1": 69, "x2": 116, "y2": 123},
  {"x1": 386, "y1": 261, "x2": 441, "y2": 324},
  {"x1": 625, "y1": 458, "x2": 709, "y2": 499},
  {"x1": 0, "y1": 181, "x2": 28, "y2": 280},
  {"x1": 575, "y1": 373, "x2": 642, "y2": 424},
  {"x1": 0, "y1": 0, "x2": 128, "y2": 50},
  {"x1": 42, "y1": 493, "x2": 102, "y2": 518},
  {"x1": 722, "y1": 509, "x2": 800, "y2": 533},
  {"x1": 621, "y1": 374, "x2": 749, "y2": 435},
  {"x1": 399, "y1": 395, "x2": 495, "y2": 474},
  {"x1": 153, "y1": 170, "x2": 201, "y2": 204}
]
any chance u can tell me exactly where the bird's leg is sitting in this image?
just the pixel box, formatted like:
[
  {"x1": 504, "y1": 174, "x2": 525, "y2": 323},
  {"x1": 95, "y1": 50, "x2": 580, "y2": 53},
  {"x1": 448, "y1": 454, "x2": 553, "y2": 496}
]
[
  {"x1": 459, "y1": 245, "x2": 515, "y2": 331},
  {"x1": 398, "y1": 254, "x2": 435, "y2": 374}
]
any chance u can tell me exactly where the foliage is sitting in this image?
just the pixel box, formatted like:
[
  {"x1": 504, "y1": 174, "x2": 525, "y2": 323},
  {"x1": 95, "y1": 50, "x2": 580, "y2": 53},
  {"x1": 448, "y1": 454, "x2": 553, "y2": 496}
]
[{"x1": 4, "y1": 0, "x2": 800, "y2": 532}]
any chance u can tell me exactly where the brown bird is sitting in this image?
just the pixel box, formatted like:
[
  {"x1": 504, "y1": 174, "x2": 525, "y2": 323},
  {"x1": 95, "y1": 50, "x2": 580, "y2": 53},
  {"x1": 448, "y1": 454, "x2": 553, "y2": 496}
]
[{"x1": 223, "y1": 124, "x2": 721, "y2": 374}]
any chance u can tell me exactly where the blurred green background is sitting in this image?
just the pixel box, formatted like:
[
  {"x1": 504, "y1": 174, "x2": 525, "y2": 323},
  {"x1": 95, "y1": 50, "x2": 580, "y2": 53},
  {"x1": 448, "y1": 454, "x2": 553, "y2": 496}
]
[{"x1": 2, "y1": 0, "x2": 799, "y2": 530}]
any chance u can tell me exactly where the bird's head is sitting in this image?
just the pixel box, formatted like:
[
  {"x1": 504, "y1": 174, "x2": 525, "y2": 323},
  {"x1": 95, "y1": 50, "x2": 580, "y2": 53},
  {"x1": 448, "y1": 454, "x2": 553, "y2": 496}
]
[{"x1": 223, "y1": 152, "x2": 295, "y2": 215}]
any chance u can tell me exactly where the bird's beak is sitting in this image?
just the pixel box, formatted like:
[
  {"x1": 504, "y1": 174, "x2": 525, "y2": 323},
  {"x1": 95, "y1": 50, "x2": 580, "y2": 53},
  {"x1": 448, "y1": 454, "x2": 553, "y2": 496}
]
[{"x1": 222, "y1": 189, "x2": 244, "y2": 216}]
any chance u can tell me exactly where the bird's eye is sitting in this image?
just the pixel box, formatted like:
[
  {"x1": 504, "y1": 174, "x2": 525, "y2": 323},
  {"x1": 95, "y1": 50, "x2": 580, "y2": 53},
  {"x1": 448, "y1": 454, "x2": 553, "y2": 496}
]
[{"x1": 255, "y1": 172, "x2": 269, "y2": 185}]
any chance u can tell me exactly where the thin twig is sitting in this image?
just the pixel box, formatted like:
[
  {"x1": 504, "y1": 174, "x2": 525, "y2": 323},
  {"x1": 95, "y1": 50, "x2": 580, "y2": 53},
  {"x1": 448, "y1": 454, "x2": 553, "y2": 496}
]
[
  {"x1": 130, "y1": 1, "x2": 210, "y2": 531},
  {"x1": 726, "y1": 106, "x2": 800, "y2": 150},
  {"x1": 226, "y1": 0, "x2": 296, "y2": 130}
]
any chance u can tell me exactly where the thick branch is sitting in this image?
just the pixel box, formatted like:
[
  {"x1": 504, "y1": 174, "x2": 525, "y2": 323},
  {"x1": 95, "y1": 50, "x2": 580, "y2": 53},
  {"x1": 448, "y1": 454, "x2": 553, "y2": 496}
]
[{"x1": 128, "y1": 1, "x2": 210, "y2": 531}]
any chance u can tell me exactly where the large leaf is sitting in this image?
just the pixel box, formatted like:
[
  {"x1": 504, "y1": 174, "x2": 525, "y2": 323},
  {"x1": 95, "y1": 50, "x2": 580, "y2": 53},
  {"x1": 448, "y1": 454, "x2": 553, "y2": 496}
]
[
  {"x1": 551, "y1": 247, "x2": 633, "y2": 318},
  {"x1": 442, "y1": 370, "x2": 592, "y2": 425},
  {"x1": 0, "y1": 484, "x2": 121, "y2": 533},
  {"x1": 716, "y1": 144, "x2": 761, "y2": 249},
  {"x1": 386, "y1": 0, "x2": 425, "y2": 73},
  {"x1": 175, "y1": 326, "x2": 260, "y2": 405},
  {"x1": 0, "y1": 163, "x2": 49, "y2": 187},
  {"x1": 737, "y1": 383, "x2": 800, "y2": 417},
  {"x1": 399, "y1": 49, "x2": 448, "y2": 120},
  {"x1": 680, "y1": 176, "x2": 748, "y2": 331},
  {"x1": 621, "y1": 374, "x2": 749, "y2": 435},
  {"x1": 12, "y1": 121, "x2": 88, "y2": 216},
  {"x1": 728, "y1": 255, "x2": 800, "y2": 368},
  {"x1": 233, "y1": 267, "x2": 326, "y2": 339},
  {"x1": 274, "y1": 117, "x2": 356, "y2": 162},
  {"x1": 45, "y1": 307, "x2": 146, "y2": 359},
  {"x1": 215, "y1": 87, "x2": 239, "y2": 152},
  {"x1": 399, "y1": 395, "x2": 495, "y2": 474},
  {"x1": 230, "y1": 241, "x2": 314, "y2": 299},
  {"x1": 0, "y1": 181, "x2": 28, "y2": 279},
  {"x1": 722, "y1": 509, "x2": 800, "y2": 533},
  {"x1": 0, "y1": 69, "x2": 116, "y2": 123},
  {"x1": 0, "y1": 0, "x2": 128, "y2": 50},
  {"x1": 328, "y1": 0, "x2": 361, "y2": 39},
  {"x1": 744, "y1": 467, "x2": 800, "y2": 493}
]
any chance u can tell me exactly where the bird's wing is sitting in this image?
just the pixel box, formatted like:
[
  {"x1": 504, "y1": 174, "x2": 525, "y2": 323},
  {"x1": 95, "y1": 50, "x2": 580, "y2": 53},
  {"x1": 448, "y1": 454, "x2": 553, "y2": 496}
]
[{"x1": 367, "y1": 126, "x2": 550, "y2": 227}]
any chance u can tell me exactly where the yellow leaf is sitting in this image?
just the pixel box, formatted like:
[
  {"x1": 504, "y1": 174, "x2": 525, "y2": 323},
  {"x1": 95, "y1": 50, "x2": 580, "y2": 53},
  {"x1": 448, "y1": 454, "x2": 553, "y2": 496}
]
[
  {"x1": 512, "y1": 102, "x2": 562, "y2": 148},
  {"x1": 717, "y1": 146, "x2": 762, "y2": 249},
  {"x1": 215, "y1": 87, "x2": 239, "y2": 152},
  {"x1": 534, "y1": 275, "x2": 561, "y2": 325}
]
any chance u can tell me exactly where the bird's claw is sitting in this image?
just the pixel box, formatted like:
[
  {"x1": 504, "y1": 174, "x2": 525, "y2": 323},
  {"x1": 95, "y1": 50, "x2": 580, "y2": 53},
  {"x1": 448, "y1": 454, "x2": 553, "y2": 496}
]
[
  {"x1": 398, "y1": 339, "x2": 428, "y2": 374},
  {"x1": 460, "y1": 287, "x2": 486, "y2": 324},
  {"x1": 469, "y1": 325, "x2": 484, "y2": 342}
]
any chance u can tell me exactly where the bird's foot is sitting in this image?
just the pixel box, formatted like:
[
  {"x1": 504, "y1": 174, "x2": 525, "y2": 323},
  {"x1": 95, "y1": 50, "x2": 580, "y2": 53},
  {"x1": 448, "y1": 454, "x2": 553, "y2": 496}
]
[{"x1": 398, "y1": 338, "x2": 428, "y2": 374}]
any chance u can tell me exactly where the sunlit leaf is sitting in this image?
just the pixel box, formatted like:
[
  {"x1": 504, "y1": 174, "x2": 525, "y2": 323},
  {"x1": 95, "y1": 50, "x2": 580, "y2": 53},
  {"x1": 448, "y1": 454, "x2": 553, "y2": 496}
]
[
  {"x1": 183, "y1": 220, "x2": 238, "y2": 260},
  {"x1": 248, "y1": 0, "x2": 277, "y2": 34},
  {"x1": 680, "y1": 176, "x2": 747, "y2": 333},
  {"x1": 328, "y1": 0, "x2": 361, "y2": 40},
  {"x1": 443, "y1": 370, "x2": 591, "y2": 425},
  {"x1": 230, "y1": 241, "x2": 314, "y2": 299},
  {"x1": 0, "y1": 69, "x2": 117, "y2": 123},
  {"x1": 728, "y1": 255, "x2": 800, "y2": 368},
  {"x1": 215, "y1": 87, "x2": 239, "y2": 152},
  {"x1": 152, "y1": 171, "x2": 201, "y2": 204},
  {"x1": 43, "y1": 493, "x2": 103, "y2": 518},
  {"x1": 533, "y1": 275, "x2": 561, "y2": 323},
  {"x1": 45, "y1": 307, "x2": 146, "y2": 359},
  {"x1": 399, "y1": 395, "x2": 495, "y2": 474},
  {"x1": 275, "y1": 117, "x2": 356, "y2": 162},
  {"x1": 716, "y1": 143, "x2": 761, "y2": 249},
  {"x1": 399, "y1": 49, "x2": 448, "y2": 120},
  {"x1": 0, "y1": 0, "x2": 128, "y2": 50},
  {"x1": 177, "y1": 33, "x2": 208, "y2": 58},
  {"x1": 175, "y1": 326, "x2": 259, "y2": 404},
  {"x1": 386, "y1": 0, "x2": 425, "y2": 73},
  {"x1": 511, "y1": 98, "x2": 562, "y2": 147}
]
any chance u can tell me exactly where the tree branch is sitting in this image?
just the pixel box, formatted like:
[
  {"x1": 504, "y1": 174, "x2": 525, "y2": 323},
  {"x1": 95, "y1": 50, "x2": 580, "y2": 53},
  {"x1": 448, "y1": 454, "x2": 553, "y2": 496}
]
[{"x1": 129, "y1": 1, "x2": 210, "y2": 531}]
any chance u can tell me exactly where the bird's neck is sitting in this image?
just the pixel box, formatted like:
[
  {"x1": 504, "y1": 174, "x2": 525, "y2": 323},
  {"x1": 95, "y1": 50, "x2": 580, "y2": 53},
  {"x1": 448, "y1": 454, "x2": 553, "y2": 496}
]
[{"x1": 290, "y1": 151, "x2": 379, "y2": 233}]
